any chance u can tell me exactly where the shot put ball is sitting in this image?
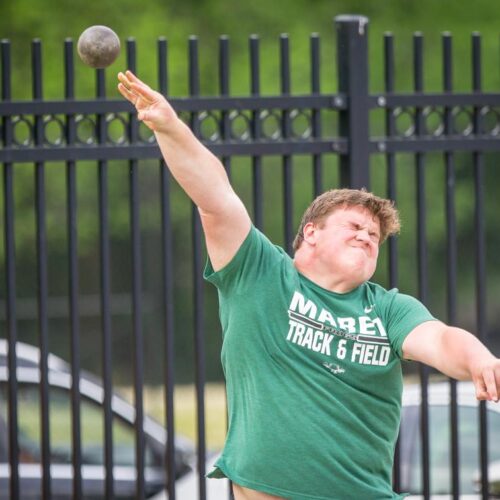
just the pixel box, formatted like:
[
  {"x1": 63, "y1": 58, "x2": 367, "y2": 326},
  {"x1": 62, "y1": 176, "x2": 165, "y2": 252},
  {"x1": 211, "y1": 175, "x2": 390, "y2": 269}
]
[{"x1": 77, "y1": 25, "x2": 120, "y2": 69}]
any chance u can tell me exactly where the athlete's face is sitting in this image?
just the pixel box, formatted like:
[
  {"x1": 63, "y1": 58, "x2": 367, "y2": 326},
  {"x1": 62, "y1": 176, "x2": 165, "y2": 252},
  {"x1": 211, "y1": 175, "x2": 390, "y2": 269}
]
[{"x1": 304, "y1": 206, "x2": 381, "y2": 285}]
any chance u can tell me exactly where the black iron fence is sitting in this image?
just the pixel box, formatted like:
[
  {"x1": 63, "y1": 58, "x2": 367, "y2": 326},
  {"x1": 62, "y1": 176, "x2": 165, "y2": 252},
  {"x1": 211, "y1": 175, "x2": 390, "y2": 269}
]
[{"x1": 1, "y1": 14, "x2": 499, "y2": 500}]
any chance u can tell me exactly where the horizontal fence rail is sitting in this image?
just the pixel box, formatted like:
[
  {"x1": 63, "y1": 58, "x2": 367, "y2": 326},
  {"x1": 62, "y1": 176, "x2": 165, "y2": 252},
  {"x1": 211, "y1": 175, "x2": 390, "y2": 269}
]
[
  {"x1": 2, "y1": 92, "x2": 500, "y2": 162},
  {"x1": 1, "y1": 14, "x2": 499, "y2": 500}
]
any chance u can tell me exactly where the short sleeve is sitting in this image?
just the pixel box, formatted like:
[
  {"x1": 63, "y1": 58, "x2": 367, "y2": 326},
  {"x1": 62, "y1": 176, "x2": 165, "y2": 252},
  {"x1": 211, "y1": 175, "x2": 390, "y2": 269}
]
[
  {"x1": 385, "y1": 292, "x2": 437, "y2": 359},
  {"x1": 204, "y1": 225, "x2": 286, "y2": 295}
]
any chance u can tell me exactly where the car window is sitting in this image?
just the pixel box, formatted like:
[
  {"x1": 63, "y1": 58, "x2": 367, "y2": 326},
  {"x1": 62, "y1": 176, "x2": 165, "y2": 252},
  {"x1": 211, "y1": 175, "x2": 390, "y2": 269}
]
[
  {"x1": 400, "y1": 403, "x2": 500, "y2": 495},
  {"x1": 0, "y1": 382, "x2": 159, "y2": 467}
]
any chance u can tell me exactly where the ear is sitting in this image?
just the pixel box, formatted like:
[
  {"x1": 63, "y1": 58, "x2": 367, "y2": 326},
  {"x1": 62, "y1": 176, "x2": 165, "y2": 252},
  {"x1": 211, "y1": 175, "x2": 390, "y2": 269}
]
[{"x1": 302, "y1": 222, "x2": 317, "y2": 246}]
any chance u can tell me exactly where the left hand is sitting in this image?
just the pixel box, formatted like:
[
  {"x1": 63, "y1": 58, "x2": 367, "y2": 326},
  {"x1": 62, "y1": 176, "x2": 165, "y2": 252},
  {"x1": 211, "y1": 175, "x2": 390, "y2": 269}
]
[{"x1": 471, "y1": 358, "x2": 500, "y2": 402}]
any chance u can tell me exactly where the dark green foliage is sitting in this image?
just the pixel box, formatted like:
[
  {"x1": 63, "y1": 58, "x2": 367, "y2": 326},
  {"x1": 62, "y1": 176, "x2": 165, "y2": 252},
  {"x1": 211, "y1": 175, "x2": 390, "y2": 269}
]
[{"x1": 1, "y1": 0, "x2": 500, "y2": 383}]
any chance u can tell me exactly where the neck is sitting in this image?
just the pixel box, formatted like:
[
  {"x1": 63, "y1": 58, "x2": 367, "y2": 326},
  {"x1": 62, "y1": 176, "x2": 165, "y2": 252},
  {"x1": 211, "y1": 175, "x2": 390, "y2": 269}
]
[{"x1": 293, "y1": 253, "x2": 362, "y2": 294}]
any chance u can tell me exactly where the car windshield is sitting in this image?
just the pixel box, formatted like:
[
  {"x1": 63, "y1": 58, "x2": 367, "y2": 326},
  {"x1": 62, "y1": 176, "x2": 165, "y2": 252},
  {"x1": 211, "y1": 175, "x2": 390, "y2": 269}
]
[
  {"x1": 0, "y1": 382, "x2": 159, "y2": 467},
  {"x1": 400, "y1": 403, "x2": 500, "y2": 495}
]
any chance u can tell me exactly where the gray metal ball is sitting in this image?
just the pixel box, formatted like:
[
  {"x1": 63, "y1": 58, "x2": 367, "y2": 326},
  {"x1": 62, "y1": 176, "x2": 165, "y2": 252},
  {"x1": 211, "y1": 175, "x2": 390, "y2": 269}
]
[{"x1": 77, "y1": 25, "x2": 121, "y2": 69}]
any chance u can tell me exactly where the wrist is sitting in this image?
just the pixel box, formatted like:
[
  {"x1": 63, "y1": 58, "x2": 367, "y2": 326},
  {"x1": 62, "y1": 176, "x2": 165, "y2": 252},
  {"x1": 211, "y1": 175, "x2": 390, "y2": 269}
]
[
  {"x1": 467, "y1": 350, "x2": 496, "y2": 377},
  {"x1": 154, "y1": 113, "x2": 188, "y2": 137}
]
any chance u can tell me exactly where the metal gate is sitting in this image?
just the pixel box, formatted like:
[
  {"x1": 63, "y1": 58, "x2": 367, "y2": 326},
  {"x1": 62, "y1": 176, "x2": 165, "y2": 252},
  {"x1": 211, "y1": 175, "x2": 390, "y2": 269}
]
[{"x1": 1, "y1": 14, "x2": 499, "y2": 500}]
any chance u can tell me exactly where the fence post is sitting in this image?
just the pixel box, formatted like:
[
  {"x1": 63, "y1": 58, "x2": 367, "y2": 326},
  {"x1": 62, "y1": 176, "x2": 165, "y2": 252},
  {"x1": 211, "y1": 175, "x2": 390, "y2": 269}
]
[{"x1": 335, "y1": 14, "x2": 370, "y2": 190}]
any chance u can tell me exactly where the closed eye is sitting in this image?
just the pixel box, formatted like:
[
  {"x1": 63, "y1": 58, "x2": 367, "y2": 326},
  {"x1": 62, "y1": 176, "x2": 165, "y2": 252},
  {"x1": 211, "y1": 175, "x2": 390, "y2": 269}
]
[{"x1": 347, "y1": 221, "x2": 379, "y2": 242}]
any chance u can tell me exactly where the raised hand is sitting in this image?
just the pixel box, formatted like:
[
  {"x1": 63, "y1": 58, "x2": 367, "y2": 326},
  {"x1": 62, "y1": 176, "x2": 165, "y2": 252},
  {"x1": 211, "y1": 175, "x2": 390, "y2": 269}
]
[{"x1": 117, "y1": 70, "x2": 177, "y2": 134}]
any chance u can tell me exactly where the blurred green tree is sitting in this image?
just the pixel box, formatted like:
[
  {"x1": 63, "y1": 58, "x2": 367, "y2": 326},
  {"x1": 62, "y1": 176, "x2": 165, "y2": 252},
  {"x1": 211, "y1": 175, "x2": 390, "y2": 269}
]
[{"x1": 1, "y1": 0, "x2": 500, "y2": 383}]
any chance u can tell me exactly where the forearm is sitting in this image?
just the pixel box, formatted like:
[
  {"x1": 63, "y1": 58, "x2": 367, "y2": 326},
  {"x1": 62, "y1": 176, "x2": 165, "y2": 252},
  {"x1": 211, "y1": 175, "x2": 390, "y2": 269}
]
[
  {"x1": 404, "y1": 321, "x2": 500, "y2": 401},
  {"x1": 154, "y1": 118, "x2": 234, "y2": 214},
  {"x1": 117, "y1": 71, "x2": 235, "y2": 214},
  {"x1": 438, "y1": 327, "x2": 496, "y2": 381}
]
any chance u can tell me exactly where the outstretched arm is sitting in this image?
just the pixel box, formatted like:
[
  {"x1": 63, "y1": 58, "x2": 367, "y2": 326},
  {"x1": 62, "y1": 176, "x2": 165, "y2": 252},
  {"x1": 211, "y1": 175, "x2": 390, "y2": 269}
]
[
  {"x1": 402, "y1": 321, "x2": 500, "y2": 402},
  {"x1": 118, "y1": 70, "x2": 251, "y2": 270}
]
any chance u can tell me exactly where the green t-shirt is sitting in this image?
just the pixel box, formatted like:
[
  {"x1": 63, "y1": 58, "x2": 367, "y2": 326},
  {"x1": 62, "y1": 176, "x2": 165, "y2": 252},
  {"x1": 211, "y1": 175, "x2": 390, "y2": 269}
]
[{"x1": 204, "y1": 226, "x2": 435, "y2": 500}]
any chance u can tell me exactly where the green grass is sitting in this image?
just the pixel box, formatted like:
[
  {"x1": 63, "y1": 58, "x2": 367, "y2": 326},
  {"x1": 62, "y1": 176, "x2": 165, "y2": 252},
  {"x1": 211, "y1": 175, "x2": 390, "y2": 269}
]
[
  {"x1": 117, "y1": 383, "x2": 228, "y2": 450},
  {"x1": 1, "y1": 383, "x2": 228, "y2": 460}
]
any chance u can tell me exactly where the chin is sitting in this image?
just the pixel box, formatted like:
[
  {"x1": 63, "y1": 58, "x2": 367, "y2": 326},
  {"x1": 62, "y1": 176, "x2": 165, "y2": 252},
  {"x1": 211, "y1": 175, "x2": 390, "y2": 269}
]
[
  {"x1": 340, "y1": 265, "x2": 369, "y2": 283},
  {"x1": 350, "y1": 263, "x2": 376, "y2": 283}
]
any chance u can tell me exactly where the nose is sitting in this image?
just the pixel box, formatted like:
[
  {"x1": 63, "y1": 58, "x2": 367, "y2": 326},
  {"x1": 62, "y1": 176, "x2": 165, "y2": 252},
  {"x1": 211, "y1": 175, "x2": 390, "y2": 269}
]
[{"x1": 355, "y1": 228, "x2": 371, "y2": 243}]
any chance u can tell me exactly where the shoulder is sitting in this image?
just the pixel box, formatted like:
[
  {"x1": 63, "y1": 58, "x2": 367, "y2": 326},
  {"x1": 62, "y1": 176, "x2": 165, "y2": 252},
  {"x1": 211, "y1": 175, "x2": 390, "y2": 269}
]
[
  {"x1": 364, "y1": 281, "x2": 398, "y2": 303},
  {"x1": 364, "y1": 282, "x2": 433, "y2": 323},
  {"x1": 365, "y1": 282, "x2": 421, "y2": 306},
  {"x1": 205, "y1": 225, "x2": 291, "y2": 289},
  {"x1": 246, "y1": 226, "x2": 290, "y2": 262}
]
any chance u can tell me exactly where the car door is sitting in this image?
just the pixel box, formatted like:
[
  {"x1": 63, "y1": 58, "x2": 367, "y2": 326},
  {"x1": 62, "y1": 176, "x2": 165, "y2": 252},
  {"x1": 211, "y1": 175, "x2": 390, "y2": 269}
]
[{"x1": 0, "y1": 379, "x2": 165, "y2": 499}]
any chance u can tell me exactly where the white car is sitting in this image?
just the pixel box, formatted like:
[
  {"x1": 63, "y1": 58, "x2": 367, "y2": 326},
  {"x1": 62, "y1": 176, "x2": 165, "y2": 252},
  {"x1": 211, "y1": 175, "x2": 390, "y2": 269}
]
[
  {"x1": 401, "y1": 381, "x2": 500, "y2": 499},
  {"x1": 0, "y1": 341, "x2": 196, "y2": 499}
]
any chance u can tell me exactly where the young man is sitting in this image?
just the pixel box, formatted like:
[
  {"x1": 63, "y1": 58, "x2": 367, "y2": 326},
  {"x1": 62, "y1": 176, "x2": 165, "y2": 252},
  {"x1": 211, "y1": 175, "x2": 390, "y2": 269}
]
[{"x1": 118, "y1": 71, "x2": 500, "y2": 500}]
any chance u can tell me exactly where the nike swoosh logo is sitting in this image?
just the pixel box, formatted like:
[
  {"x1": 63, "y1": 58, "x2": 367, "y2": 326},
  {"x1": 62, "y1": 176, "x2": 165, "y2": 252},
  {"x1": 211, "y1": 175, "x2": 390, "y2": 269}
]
[{"x1": 364, "y1": 305, "x2": 375, "y2": 313}]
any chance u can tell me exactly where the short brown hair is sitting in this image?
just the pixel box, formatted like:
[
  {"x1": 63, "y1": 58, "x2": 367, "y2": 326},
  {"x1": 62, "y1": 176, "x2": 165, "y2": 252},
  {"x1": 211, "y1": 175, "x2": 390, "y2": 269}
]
[{"x1": 293, "y1": 188, "x2": 401, "y2": 252}]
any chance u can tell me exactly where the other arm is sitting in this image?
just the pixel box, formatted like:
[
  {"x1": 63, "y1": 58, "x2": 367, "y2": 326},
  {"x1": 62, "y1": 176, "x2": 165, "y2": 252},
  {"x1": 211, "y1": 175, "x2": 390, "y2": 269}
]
[
  {"x1": 402, "y1": 321, "x2": 500, "y2": 402},
  {"x1": 117, "y1": 71, "x2": 251, "y2": 270}
]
